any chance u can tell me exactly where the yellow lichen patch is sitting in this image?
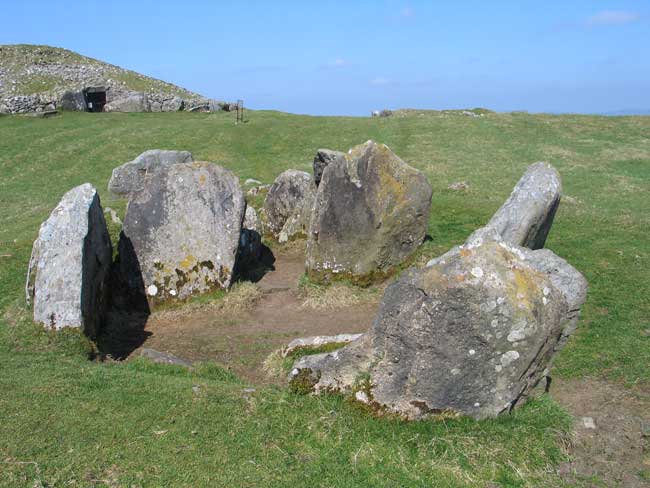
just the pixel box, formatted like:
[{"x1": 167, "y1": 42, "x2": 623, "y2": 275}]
[
  {"x1": 179, "y1": 255, "x2": 196, "y2": 270},
  {"x1": 509, "y1": 267, "x2": 542, "y2": 314},
  {"x1": 199, "y1": 174, "x2": 206, "y2": 184}
]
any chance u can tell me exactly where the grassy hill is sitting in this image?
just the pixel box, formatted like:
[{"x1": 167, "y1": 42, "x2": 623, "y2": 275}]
[
  {"x1": 0, "y1": 110, "x2": 649, "y2": 486},
  {"x1": 0, "y1": 44, "x2": 202, "y2": 99}
]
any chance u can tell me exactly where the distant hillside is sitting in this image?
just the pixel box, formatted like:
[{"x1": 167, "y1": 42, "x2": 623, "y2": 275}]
[{"x1": 0, "y1": 44, "x2": 219, "y2": 113}]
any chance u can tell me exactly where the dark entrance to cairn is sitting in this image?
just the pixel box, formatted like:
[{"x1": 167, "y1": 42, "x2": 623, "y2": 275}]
[{"x1": 84, "y1": 87, "x2": 107, "y2": 112}]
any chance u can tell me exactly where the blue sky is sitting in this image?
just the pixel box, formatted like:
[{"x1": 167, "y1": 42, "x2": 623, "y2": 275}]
[{"x1": 2, "y1": 1, "x2": 649, "y2": 115}]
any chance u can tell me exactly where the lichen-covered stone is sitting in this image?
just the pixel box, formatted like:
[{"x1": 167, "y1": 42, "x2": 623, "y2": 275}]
[
  {"x1": 469, "y1": 162, "x2": 561, "y2": 250},
  {"x1": 26, "y1": 183, "x2": 112, "y2": 337},
  {"x1": 313, "y1": 148, "x2": 345, "y2": 186},
  {"x1": 306, "y1": 140, "x2": 432, "y2": 282},
  {"x1": 263, "y1": 169, "x2": 316, "y2": 242},
  {"x1": 108, "y1": 150, "x2": 193, "y2": 198},
  {"x1": 104, "y1": 92, "x2": 150, "y2": 112},
  {"x1": 292, "y1": 162, "x2": 587, "y2": 420},
  {"x1": 119, "y1": 162, "x2": 245, "y2": 302},
  {"x1": 292, "y1": 240, "x2": 587, "y2": 419}
]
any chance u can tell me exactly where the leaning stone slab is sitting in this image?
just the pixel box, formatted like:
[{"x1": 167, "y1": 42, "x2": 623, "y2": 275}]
[
  {"x1": 119, "y1": 162, "x2": 245, "y2": 302},
  {"x1": 468, "y1": 162, "x2": 561, "y2": 250},
  {"x1": 26, "y1": 184, "x2": 112, "y2": 337},
  {"x1": 58, "y1": 90, "x2": 86, "y2": 111},
  {"x1": 282, "y1": 333, "x2": 363, "y2": 357},
  {"x1": 313, "y1": 148, "x2": 345, "y2": 186},
  {"x1": 108, "y1": 150, "x2": 193, "y2": 198},
  {"x1": 306, "y1": 140, "x2": 432, "y2": 282},
  {"x1": 263, "y1": 169, "x2": 316, "y2": 242}
]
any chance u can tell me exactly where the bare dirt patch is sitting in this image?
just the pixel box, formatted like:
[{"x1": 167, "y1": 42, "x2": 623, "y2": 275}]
[
  {"x1": 552, "y1": 377, "x2": 650, "y2": 487},
  {"x1": 133, "y1": 250, "x2": 379, "y2": 383}
]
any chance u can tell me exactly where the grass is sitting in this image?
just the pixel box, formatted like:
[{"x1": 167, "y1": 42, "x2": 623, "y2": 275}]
[{"x1": 0, "y1": 109, "x2": 649, "y2": 486}]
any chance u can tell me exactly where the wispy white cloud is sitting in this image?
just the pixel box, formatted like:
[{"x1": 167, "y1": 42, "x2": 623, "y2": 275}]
[
  {"x1": 370, "y1": 77, "x2": 391, "y2": 86},
  {"x1": 323, "y1": 58, "x2": 350, "y2": 69},
  {"x1": 586, "y1": 10, "x2": 640, "y2": 26}
]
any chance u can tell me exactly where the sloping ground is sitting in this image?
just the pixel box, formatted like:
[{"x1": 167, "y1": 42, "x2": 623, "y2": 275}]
[
  {"x1": 0, "y1": 110, "x2": 649, "y2": 486},
  {"x1": 0, "y1": 44, "x2": 205, "y2": 112}
]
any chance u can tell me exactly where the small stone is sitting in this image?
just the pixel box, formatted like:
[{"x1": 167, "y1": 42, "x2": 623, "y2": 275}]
[{"x1": 582, "y1": 417, "x2": 596, "y2": 429}]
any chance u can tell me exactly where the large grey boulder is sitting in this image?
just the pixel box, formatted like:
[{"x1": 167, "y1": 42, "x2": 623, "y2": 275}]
[
  {"x1": 119, "y1": 162, "x2": 245, "y2": 302},
  {"x1": 263, "y1": 169, "x2": 316, "y2": 242},
  {"x1": 162, "y1": 97, "x2": 184, "y2": 112},
  {"x1": 291, "y1": 162, "x2": 587, "y2": 420},
  {"x1": 306, "y1": 140, "x2": 432, "y2": 282},
  {"x1": 313, "y1": 148, "x2": 345, "y2": 186},
  {"x1": 468, "y1": 162, "x2": 561, "y2": 250},
  {"x1": 104, "y1": 93, "x2": 150, "y2": 113},
  {"x1": 292, "y1": 240, "x2": 587, "y2": 420},
  {"x1": 25, "y1": 184, "x2": 112, "y2": 337},
  {"x1": 59, "y1": 90, "x2": 86, "y2": 111},
  {"x1": 108, "y1": 150, "x2": 193, "y2": 198}
]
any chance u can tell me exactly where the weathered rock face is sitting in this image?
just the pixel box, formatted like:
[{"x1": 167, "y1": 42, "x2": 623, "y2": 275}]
[
  {"x1": 469, "y1": 162, "x2": 561, "y2": 250},
  {"x1": 59, "y1": 90, "x2": 86, "y2": 111},
  {"x1": 292, "y1": 240, "x2": 587, "y2": 419},
  {"x1": 104, "y1": 92, "x2": 150, "y2": 113},
  {"x1": 25, "y1": 184, "x2": 112, "y2": 337},
  {"x1": 108, "y1": 150, "x2": 193, "y2": 198},
  {"x1": 306, "y1": 140, "x2": 432, "y2": 282},
  {"x1": 162, "y1": 97, "x2": 184, "y2": 112},
  {"x1": 263, "y1": 169, "x2": 316, "y2": 242},
  {"x1": 291, "y1": 162, "x2": 587, "y2": 420},
  {"x1": 313, "y1": 149, "x2": 345, "y2": 186},
  {"x1": 243, "y1": 205, "x2": 263, "y2": 234},
  {"x1": 119, "y1": 162, "x2": 245, "y2": 302}
]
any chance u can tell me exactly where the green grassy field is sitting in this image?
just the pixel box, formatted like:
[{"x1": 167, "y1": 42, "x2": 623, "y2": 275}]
[{"x1": 0, "y1": 110, "x2": 648, "y2": 487}]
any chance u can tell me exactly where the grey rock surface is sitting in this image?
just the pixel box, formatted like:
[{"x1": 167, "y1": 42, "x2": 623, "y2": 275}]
[
  {"x1": 108, "y1": 149, "x2": 193, "y2": 198},
  {"x1": 292, "y1": 162, "x2": 587, "y2": 420},
  {"x1": 161, "y1": 97, "x2": 184, "y2": 112},
  {"x1": 120, "y1": 162, "x2": 245, "y2": 302},
  {"x1": 292, "y1": 240, "x2": 587, "y2": 419},
  {"x1": 283, "y1": 333, "x2": 363, "y2": 357},
  {"x1": 313, "y1": 148, "x2": 345, "y2": 186},
  {"x1": 306, "y1": 140, "x2": 432, "y2": 282},
  {"x1": 59, "y1": 90, "x2": 86, "y2": 111},
  {"x1": 263, "y1": 169, "x2": 316, "y2": 242},
  {"x1": 26, "y1": 183, "x2": 112, "y2": 337},
  {"x1": 243, "y1": 205, "x2": 263, "y2": 234},
  {"x1": 104, "y1": 92, "x2": 150, "y2": 113},
  {"x1": 468, "y1": 162, "x2": 561, "y2": 250},
  {"x1": 140, "y1": 348, "x2": 193, "y2": 368}
]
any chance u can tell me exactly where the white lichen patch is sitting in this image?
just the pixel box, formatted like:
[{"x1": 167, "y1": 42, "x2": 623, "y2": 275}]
[
  {"x1": 500, "y1": 350, "x2": 520, "y2": 367},
  {"x1": 355, "y1": 390, "x2": 370, "y2": 403},
  {"x1": 469, "y1": 349, "x2": 476, "y2": 356},
  {"x1": 470, "y1": 267, "x2": 484, "y2": 278},
  {"x1": 147, "y1": 284, "x2": 158, "y2": 296},
  {"x1": 507, "y1": 328, "x2": 526, "y2": 342}
]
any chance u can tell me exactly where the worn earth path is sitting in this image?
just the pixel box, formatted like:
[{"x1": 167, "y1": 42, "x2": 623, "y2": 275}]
[{"x1": 131, "y1": 250, "x2": 650, "y2": 487}]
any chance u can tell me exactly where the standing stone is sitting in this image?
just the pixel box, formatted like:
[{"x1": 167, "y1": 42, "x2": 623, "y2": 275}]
[
  {"x1": 59, "y1": 90, "x2": 86, "y2": 111},
  {"x1": 263, "y1": 169, "x2": 316, "y2": 242},
  {"x1": 306, "y1": 140, "x2": 432, "y2": 282},
  {"x1": 26, "y1": 184, "x2": 112, "y2": 337},
  {"x1": 313, "y1": 149, "x2": 345, "y2": 186},
  {"x1": 469, "y1": 162, "x2": 561, "y2": 250},
  {"x1": 291, "y1": 161, "x2": 587, "y2": 420},
  {"x1": 120, "y1": 162, "x2": 245, "y2": 302},
  {"x1": 243, "y1": 205, "x2": 263, "y2": 234},
  {"x1": 108, "y1": 150, "x2": 193, "y2": 198}
]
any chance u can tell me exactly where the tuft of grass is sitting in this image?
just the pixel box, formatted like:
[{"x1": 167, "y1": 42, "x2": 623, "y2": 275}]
[{"x1": 298, "y1": 276, "x2": 382, "y2": 310}]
